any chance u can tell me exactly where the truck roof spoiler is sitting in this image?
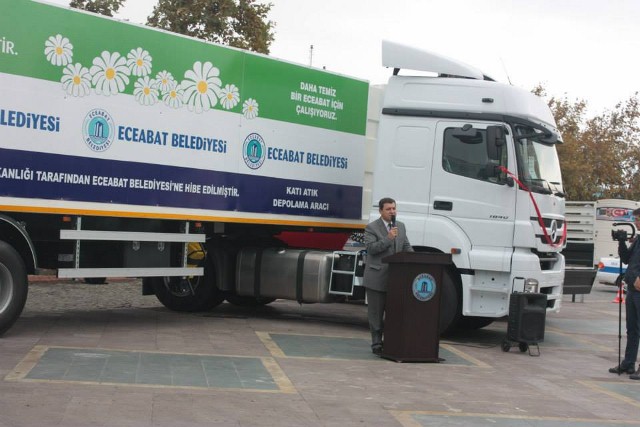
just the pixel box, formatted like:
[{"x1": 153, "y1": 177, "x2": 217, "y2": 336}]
[{"x1": 381, "y1": 40, "x2": 494, "y2": 81}]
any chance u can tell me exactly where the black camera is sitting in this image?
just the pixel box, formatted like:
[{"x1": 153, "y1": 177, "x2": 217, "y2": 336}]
[{"x1": 612, "y1": 229, "x2": 628, "y2": 242}]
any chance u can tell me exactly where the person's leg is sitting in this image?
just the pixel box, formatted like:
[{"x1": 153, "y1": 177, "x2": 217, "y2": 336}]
[
  {"x1": 624, "y1": 291, "x2": 640, "y2": 376},
  {"x1": 366, "y1": 288, "x2": 385, "y2": 351}
]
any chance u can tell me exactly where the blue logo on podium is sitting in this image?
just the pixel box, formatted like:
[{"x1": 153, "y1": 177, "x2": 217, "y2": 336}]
[{"x1": 412, "y1": 273, "x2": 436, "y2": 302}]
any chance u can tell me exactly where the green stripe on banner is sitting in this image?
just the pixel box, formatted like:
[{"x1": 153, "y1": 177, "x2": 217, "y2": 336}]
[{"x1": 1, "y1": 1, "x2": 368, "y2": 135}]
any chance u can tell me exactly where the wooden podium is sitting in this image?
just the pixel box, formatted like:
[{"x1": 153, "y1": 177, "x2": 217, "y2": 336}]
[{"x1": 381, "y1": 252, "x2": 452, "y2": 362}]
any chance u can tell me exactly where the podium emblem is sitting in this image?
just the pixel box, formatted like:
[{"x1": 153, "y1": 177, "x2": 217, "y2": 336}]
[{"x1": 412, "y1": 273, "x2": 436, "y2": 302}]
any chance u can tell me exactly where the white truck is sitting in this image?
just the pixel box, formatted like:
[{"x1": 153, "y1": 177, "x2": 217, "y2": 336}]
[{"x1": 0, "y1": 0, "x2": 566, "y2": 335}]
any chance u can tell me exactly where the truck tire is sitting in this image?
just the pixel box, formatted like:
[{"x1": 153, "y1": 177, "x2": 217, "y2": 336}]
[
  {"x1": 439, "y1": 267, "x2": 462, "y2": 336},
  {"x1": 148, "y1": 255, "x2": 224, "y2": 312},
  {"x1": 0, "y1": 241, "x2": 28, "y2": 336},
  {"x1": 225, "y1": 294, "x2": 276, "y2": 306},
  {"x1": 456, "y1": 316, "x2": 494, "y2": 330}
]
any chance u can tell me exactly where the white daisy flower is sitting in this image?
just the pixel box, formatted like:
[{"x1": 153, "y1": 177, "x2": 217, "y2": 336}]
[
  {"x1": 180, "y1": 61, "x2": 222, "y2": 113},
  {"x1": 242, "y1": 98, "x2": 259, "y2": 119},
  {"x1": 60, "y1": 63, "x2": 90, "y2": 97},
  {"x1": 126, "y1": 47, "x2": 152, "y2": 77},
  {"x1": 90, "y1": 51, "x2": 130, "y2": 96},
  {"x1": 162, "y1": 82, "x2": 184, "y2": 109},
  {"x1": 134, "y1": 76, "x2": 159, "y2": 106},
  {"x1": 44, "y1": 34, "x2": 73, "y2": 67},
  {"x1": 219, "y1": 84, "x2": 240, "y2": 110},
  {"x1": 155, "y1": 70, "x2": 176, "y2": 94}
]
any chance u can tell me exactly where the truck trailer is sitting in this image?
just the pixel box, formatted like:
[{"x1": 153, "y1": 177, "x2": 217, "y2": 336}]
[{"x1": 0, "y1": 0, "x2": 566, "y2": 336}]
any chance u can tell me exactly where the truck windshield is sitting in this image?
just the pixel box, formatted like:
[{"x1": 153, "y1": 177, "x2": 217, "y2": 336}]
[{"x1": 514, "y1": 125, "x2": 564, "y2": 196}]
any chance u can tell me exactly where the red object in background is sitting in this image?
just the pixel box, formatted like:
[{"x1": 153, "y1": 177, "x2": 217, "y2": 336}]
[{"x1": 277, "y1": 231, "x2": 351, "y2": 250}]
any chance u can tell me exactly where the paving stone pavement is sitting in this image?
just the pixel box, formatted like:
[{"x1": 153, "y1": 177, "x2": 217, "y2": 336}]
[{"x1": 0, "y1": 278, "x2": 639, "y2": 426}]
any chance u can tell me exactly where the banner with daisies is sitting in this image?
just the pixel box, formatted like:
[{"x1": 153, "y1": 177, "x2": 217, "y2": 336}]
[
  {"x1": 4, "y1": 1, "x2": 368, "y2": 134},
  {"x1": 0, "y1": 1, "x2": 369, "y2": 222}
]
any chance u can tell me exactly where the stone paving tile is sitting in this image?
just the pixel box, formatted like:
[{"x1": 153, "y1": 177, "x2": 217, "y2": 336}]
[
  {"x1": 259, "y1": 332, "x2": 479, "y2": 366},
  {"x1": 393, "y1": 411, "x2": 640, "y2": 427},
  {"x1": 13, "y1": 346, "x2": 285, "y2": 392},
  {"x1": 580, "y1": 380, "x2": 640, "y2": 409}
]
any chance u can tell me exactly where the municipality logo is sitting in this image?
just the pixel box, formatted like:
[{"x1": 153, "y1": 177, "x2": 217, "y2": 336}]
[
  {"x1": 412, "y1": 273, "x2": 437, "y2": 302},
  {"x1": 82, "y1": 109, "x2": 114, "y2": 152},
  {"x1": 242, "y1": 133, "x2": 265, "y2": 169}
]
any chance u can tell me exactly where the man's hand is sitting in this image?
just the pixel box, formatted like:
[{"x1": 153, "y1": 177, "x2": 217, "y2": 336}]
[
  {"x1": 634, "y1": 277, "x2": 640, "y2": 292},
  {"x1": 387, "y1": 226, "x2": 397, "y2": 240}
]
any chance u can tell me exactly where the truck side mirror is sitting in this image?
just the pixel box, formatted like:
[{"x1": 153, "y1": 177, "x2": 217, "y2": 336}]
[
  {"x1": 486, "y1": 125, "x2": 506, "y2": 161},
  {"x1": 480, "y1": 163, "x2": 514, "y2": 187}
]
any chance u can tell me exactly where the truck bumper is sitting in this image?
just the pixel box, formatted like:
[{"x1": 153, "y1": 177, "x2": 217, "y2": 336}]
[{"x1": 461, "y1": 249, "x2": 564, "y2": 317}]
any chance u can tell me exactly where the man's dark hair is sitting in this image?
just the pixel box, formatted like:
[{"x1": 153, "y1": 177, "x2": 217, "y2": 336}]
[
  {"x1": 633, "y1": 207, "x2": 640, "y2": 217},
  {"x1": 378, "y1": 197, "x2": 396, "y2": 210}
]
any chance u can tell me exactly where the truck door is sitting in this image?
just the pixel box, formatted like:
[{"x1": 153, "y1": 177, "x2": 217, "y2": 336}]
[{"x1": 430, "y1": 121, "x2": 516, "y2": 251}]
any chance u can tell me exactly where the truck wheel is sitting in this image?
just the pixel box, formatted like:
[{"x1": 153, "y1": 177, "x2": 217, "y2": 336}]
[
  {"x1": 84, "y1": 277, "x2": 107, "y2": 285},
  {"x1": 0, "y1": 241, "x2": 28, "y2": 336},
  {"x1": 148, "y1": 256, "x2": 224, "y2": 312},
  {"x1": 225, "y1": 294, "x2": 276, "y2": 306},
  {"x1": 438, "y1": 267, "x2": 462, "y2": 336},
  {"x1": 456, "y1": 316, "x2": 494, "y2": 330}
]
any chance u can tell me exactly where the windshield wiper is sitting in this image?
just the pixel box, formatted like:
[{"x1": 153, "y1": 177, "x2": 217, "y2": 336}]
[
  {"x1": 529, "y1": 184, "x2": 553, "y2": 195},
  {"x1": 526, "y1": 178, "x2": 553, "y2": 195},
  {"x1": 549, "y1": 181, "x2": 566, "y2": 198}
]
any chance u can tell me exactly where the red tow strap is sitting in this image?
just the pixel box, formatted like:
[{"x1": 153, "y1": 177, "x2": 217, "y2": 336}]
[{"x1": 498, "y1": 166, "x2": 566, "y2": 248}]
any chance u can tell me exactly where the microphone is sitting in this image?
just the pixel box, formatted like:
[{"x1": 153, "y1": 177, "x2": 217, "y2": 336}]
[{"x1": 390, "y1": 214, "x2": 396, "y2": 228}]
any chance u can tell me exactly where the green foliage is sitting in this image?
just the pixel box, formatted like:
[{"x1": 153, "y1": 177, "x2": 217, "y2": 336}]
[
  {"x1": 69, "y1": 0, "x2": 125, "y2": 17},
  {"x1": 536, "y1": 85, "x2": 640, "y2": 201},
  {"x1": 146, "y1": 0, "x2": 275, "y2": 54}
]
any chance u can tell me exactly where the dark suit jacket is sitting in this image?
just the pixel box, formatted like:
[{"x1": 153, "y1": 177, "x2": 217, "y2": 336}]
[
  {"x1": 620, "y1": 238, "x2": 640, "y2": 294},
  {"x1": 363, "y1": 217, "x2": 413, "y2": 292}
]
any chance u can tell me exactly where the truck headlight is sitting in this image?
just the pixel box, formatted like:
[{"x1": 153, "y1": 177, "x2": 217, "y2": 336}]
[{"x1": 524, "y1": 278, "x2": 539, "y2": 293}]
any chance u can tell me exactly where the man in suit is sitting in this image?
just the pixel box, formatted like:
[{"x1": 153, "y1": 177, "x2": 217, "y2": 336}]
[
  {"x1": 363, "y1": 197, "x2": 413, "y2": 355},
  {"x1": 609, "y1": 207, "x2": 640, "y2": 379}
]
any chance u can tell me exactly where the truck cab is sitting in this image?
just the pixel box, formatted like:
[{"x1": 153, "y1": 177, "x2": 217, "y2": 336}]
[{"x1": 369, "y1": 42, "x2": 565, "y2": 330}]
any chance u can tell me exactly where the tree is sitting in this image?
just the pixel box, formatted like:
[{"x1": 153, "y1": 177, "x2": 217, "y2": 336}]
[
  {"x1": 69, "y1": 0, "x2": 125, "y2": 17},
  {"x1": 536, "y1": 85, "x2": 640, "y2": 200},
  {"x1": 147, "y1": 0, "x2": 275, "y2": 54},
  {"x1": 604, "y1": 95, "x2": 640, "y2": 199}
]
